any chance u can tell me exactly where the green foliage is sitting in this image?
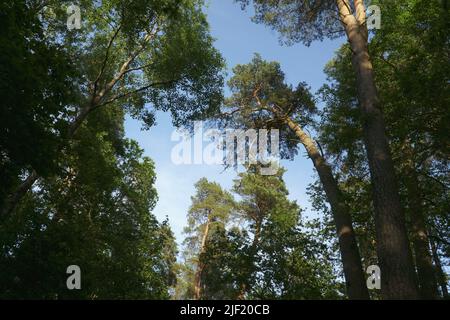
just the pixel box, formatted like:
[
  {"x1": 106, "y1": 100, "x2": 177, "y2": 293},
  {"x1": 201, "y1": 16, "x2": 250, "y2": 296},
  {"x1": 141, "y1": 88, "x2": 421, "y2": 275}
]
[
  {"x1": 178, "y1": 168, "x2": 340, "y2": 300},
  {"x1": 233, "y1": 166, "x2": 339, "y2": 299},
  {"x1": 178, "y1": 178, "x2": 235, "y2": 299},
  {"x1": 236, "y1": 0, "x2": 342, "y2": 45},
  {"x1": 222, "y1": 53, "x2": 316, "y2": 160},
  {"x1": 0, "y1": 0, "x2": 77, "y2": 204},
  {"x1": 37, "y1": 0, "x2": 225, "y2": 128},
  {"x1": 1, "y1": 0, "x2": 225, "y2": 299},
  {"x1": 2, "y1": 0, "x2": 448, "y2": 300},
  {"x1": 0, "y1": 107, "x2": 177, "y2": 299}
]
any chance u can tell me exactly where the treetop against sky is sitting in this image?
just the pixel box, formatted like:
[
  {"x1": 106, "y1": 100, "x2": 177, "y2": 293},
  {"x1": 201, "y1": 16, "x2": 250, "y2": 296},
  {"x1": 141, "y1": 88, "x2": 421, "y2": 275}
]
[{"x1": 125, "y1": 0, "x2": 347, "y2": 244}]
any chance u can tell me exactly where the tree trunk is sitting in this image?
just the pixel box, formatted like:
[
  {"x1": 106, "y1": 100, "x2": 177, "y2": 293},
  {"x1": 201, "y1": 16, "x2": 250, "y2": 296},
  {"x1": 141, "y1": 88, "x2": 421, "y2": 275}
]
[
  {"x1": 336, "y1": 0, "x2": 419, "y2": 299},
  {"x1": 429, "y1": 232, "x2": 449, "y2": 299},
  {"x1": 194, "y1": 218, "x2": 211, "y2": 300},
  {"x1": 284, "y1": 116, "x2": 370, "y2": 299},
  {"x1": 404, "y1": 158, "x2": 438, "y2": 299},
  {"x1": 1, "y1": 170, "x2": 38, "y2": 218}
]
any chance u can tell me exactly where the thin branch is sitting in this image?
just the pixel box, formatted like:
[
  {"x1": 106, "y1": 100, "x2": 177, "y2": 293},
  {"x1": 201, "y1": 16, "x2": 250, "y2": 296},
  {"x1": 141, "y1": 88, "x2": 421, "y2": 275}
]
[
  {"x1": 92, "y1": 79, "x2": 178, "y2": 110},
  {"x1": 98, "y1": 21, "x2": 161, "y2": 100},
  {"x1": 375, "y1": 54, "x2": 399, "y2": 72},
  {"x1": 219, "y1": 108, "x2": 241, "y2": 118},
  {"x1": 122, "y1": 62, "x2": 155, "y2": 75},
  {"x1": 92, "y1": 24, "x2": 123, "y2": 96},
  {"x1": 428, "y1": 235, "x2": 450, "y2": 247},
  {"x1": 420, "y1": 172, "x2": 449, "y2": 190}
]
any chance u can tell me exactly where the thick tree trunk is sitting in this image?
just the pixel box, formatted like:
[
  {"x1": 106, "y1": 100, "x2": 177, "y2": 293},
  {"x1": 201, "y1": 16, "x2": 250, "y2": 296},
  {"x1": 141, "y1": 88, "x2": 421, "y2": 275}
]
[
  {"x1": 336, "y1": 0, "x2": 419, "y2": 299},
  {"x1": 405, "y1": 161, "x2": 438, "y2": 299},
  {"x1": 284, "y1": 117, "x2": 369, "y2": 299},
  {"x1": 194, "y1": 218, "x2": 211, "y2": 300},
  {"x1": 429, "y1": 233, "x2": 449, "y2": 299}
]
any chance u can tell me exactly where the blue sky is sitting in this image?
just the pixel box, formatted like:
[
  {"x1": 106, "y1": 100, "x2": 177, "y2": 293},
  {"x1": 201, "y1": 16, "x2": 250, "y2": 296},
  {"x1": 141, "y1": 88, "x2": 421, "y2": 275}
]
[{"x1": 124, "y1": 0, "x2": 346, "y2": 244}]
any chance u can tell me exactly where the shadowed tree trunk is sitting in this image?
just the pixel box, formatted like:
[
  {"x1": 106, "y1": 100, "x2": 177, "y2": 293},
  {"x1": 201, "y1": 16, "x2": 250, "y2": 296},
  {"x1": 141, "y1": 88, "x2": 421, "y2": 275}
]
[
  {"x1": 429, "y1": 231, "x2": 449, "y2": 299},
  {"x1": 404, "y1": 157, "x2": 438, "y2": 299},
  {"x1": 1, "y1": 170, "x2": 38, "y2": 219},
  {"x1": 283, "y1": 115, "x2": 370, "y2": 300},
  {"x1": 336, "y1": 0, "x2": 419, "y2": 299}
]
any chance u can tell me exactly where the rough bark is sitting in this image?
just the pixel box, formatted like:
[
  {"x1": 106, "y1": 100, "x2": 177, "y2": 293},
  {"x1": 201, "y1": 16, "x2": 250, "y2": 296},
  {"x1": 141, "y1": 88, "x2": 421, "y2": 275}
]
[
  {"x1": 336, "y1": 0, "x2": 419, "y2": 299},
  {"x1": 284, "y1": 116, "x2": 369, "y2": 300}
]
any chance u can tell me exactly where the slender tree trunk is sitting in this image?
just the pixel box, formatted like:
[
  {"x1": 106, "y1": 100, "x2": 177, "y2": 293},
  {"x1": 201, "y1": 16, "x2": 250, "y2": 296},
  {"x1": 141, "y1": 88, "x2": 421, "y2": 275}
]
[
  {"x1": 429, "y1": 232, "x2": 449, "y2": 299},
  {"x1": 284, "y1": 116, "x2": 370, "y2": 299},
  {"x1": 194, "y1": 218, "x2": 211, "y2": 300},
  {"x1": 404, "y1": 157, "x2": 438, "y2": 299},
  {"x1": 1, "y1": 170, "x2": 38, "y2": 218},
  {"x1": 336, "y1": 0, "x2": 419, "y2": 299}
]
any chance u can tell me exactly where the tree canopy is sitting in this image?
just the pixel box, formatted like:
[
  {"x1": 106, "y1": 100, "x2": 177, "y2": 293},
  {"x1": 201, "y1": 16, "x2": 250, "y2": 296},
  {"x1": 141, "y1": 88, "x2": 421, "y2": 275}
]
[{"x1": 0, "y1": 0, "x2": 448, "y2": 301}]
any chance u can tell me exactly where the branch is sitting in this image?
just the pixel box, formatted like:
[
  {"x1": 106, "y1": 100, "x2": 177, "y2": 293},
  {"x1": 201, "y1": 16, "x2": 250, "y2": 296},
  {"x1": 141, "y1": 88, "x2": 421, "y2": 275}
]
[
  {"x1": 92, "y1": 79, "x2": 178, "y2": 110},
  {"x1": 219, "y1": 108, "x2": 241, "y2": 118},
  {"x1": 420, "y1": 173, "x2": 449, "y2": 190},
  {"x1": 248, "y1": 87, "x2": 276, "y2": 117},
  {"x1": 336, "y1": 0, "x2": 357, "y2": 30},
  {"x1": 252, "y1": 84, "x2": 263, "y2": 107},
  {"x1": 1, "y1": 170, "x2": 38, "y2": 218},
  {"x1": 122, "y1": 62, "x2": 155, "y2": 75},
  {"x1": 316, "y1": 139, "x2": 326, "y2": 158},
  {"x1": 376, "y1": 54, "x2": 399, "y2": 72},
  {"x1": 92, "y1": 24, "x2": 123, "y2": 96},
  {"x1": 97, "y1": 21, "x2": 161, "y2": 100},
  {"x1": 429, "y1": 235, "x2": 450, "y2": 247},
  {"x1": 354, "y1": 0, "x2": 366, "y2": 26}
]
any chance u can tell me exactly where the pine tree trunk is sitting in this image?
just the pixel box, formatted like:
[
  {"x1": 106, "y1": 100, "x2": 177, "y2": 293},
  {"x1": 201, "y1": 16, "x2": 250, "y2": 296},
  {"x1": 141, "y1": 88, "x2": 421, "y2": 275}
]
[
  {"x1": 429, "y1": 233, "x2": 449, "y2": 299},
  {"x1": 194, "y1": 218, "x2": 211, "y2": 300},
  {"x1": 405, "y1": 161, "x2": 438, "y2": 299},
  {"x1": 336, "y1": 0, "x2": 419, "y2": 299},
  {"x1": 284, "y1": 117, "x2": 369, "y2": 299}
]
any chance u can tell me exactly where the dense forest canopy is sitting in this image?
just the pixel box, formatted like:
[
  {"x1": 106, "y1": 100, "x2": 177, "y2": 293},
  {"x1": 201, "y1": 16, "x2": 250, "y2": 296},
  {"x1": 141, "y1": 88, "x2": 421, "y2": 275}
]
[{"x1": 0, "y1": 0, "x2": 448, "y2": 300}]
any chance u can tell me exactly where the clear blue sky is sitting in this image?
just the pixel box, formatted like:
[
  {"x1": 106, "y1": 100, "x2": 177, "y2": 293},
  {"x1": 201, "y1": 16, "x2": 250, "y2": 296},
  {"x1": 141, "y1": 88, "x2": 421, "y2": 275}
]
[{"x1": 124, "y1": 0, "x2": 346, "y2": 244}]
